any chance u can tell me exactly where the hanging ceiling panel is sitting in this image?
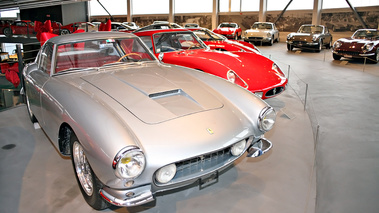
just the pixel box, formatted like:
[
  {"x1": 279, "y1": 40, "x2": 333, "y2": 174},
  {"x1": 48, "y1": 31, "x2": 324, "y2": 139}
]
[{"x1": 0, "y1": 0, "x2": 90, "y2": 10}]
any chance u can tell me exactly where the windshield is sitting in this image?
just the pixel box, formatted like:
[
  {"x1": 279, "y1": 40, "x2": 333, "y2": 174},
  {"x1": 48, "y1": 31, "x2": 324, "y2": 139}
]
[
  {"x1": 54, "y1": 37, "x2": 155, "y2": 74},
  {"x1": 352, "y1": 30, "x2": 378, "y2": 39},
  {"x1": 298, "y1": 25, "x2": 324, "y2": 34},
  {"x1": 219, "y1": 23, "x2": 237, "y2": 28},
  {"x1": 252, "y1": 23, "x2": 272, "y2": 30},
  {"x1": 152, "y1": 32, "x2": 206, "y2": 53},
  {"x1": 194, "y1": 29, "x2": 225, "y2": 41}
]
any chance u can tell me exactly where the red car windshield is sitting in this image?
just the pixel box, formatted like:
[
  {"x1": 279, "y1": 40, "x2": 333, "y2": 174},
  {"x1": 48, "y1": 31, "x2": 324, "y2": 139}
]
[
  {"x1": 55, "y1": 37, "x2": 155, "y2": 73},
  {"x1": 194, "y1": 29, "x2": 226, "y2": 41},
  {"x1": 152, "y1": 32, "x2": 206, "y2": 53},
  {"x1": 219, "y1": 23, "x2": 237, "y2": 28}
]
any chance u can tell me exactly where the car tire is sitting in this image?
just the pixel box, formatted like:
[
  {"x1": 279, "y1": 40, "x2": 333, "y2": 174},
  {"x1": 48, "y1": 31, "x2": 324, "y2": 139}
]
[
  {"x1": 287, "y1": 43, "x2": 293, "y2": 51},
  {"x1": 269, "y1": 36, "x2": 274, "y2": 46},
  {"x1": 70, "y1": 133, "x2": 111, "y2": 210},
  {"x1": 316, "y1": 40, "x2": 322, "y2": 52},
  {"x1": 3, "y1": 27, "x2": 12, "y2": 38},
  {"x1": 333, "y1": 53, "x2": 341, "y2": 61},
  {"x1": 369, "y1": 49, "x2": 379, "y2": 64},
  {"x1": 24, "y1": 85, "x2": 37, "y2": 123},
  {"x1": 326, "y1": 39, "x2": 332, "y2": 49},
  {"x1": 60, "y1": 29, "x2": 70, "y2": 35}
]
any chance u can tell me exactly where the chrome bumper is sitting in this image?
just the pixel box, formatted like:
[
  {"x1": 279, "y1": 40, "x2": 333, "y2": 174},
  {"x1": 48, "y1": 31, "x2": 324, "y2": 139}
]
[
  {"x1": 100, "y1": 137, "x2": 273, "y2": 207},
  {"x1": 246, "y1": 137, "x2": 273, "y2": 158},
  {"x1": 100, "y1": 185, "x2": 154, "y2": 207}
]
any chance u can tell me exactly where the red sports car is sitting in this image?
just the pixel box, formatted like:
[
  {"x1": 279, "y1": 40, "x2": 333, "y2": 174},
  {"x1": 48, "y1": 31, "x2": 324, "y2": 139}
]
[
  {"x1": 1, "y1": 20, "x2": 35, "y2": 38},
  {"x1": 332, "y1": 29, "x2": 379, "y2": 64},
  {"x1": 134, "y1": 29, "x2": 287, "y2": 99},
  {"x1": 188, "y1": 27, "x2": 260, "y2": 53},
  {"x1": 213, "y1": 22, "x2": 242, "y2": 40}
]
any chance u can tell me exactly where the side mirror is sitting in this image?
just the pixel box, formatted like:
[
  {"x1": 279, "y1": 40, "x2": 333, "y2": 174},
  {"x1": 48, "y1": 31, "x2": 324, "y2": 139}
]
[{"x1": 158, "y1": 52, "x2": 164, "y2": 61}]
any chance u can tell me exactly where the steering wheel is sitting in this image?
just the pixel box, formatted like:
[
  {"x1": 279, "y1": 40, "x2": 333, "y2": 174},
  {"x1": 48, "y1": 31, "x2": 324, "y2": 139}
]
[
  {"x1": 187, "y1": 43, "x2": 200, "y2": 50},
  {"x1": 117, "y1": 53, "x2": 142, "y2": 62}
]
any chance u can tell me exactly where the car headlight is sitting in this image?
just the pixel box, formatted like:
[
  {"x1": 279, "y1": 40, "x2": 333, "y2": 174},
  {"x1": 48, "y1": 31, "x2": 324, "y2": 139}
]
[
  {"x1": 227, "y1": 70, "x2": 236, "y2": 83},
  {"x1": 258, "y1": 106, "x2": 276, "y2": 132},
  {"x1": 231, "y1": 140, "x2": 247, "y2": 156},
  {"x1": 287, "y1": 34, "x2": 293, "y2": 40},
  {"x1": 267, "y1": 32, "x2": 272, "y2": 37},
  {"x1": 312, "y1": 35, "x2": 319, "y2": 42},
  {"x1": 156, "y1": 164, "x2": 176, "y2": 184},
  {"x1": 113, "y1": 146, "x2": 145, "y2": 179},
  {"x1": 272, "y1": 63, "x2": 285, "y2": 77},
  {"x1": 362, "y1": 42, "x2": 374, "y2": 52},
  {"x1": 254, "y1": 92, "x2": 263, "y2": 98},
  {"x1": 333, "y1": 41, "x2": 342, "y2": 49}
]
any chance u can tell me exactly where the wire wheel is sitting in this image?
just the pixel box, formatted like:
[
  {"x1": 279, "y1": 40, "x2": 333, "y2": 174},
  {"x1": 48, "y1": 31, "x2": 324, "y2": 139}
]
[{"x1": 73, "y1": 141, "x2": 94, "y2": 196}]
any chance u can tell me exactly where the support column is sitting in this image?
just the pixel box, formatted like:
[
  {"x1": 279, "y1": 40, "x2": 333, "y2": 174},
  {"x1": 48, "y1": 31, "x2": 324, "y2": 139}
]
[
  {"x1": 127, "y1": 0, "x2": 131, "y2": 22},
  {"x1": 312, "y1": 0, "x2": 322, "y2": 25},
  {"x1": 169, "y1": 0, "x2": 174, "y2": 23},
  {"x1": 259, "y1": 0, "x2": 267, "y2": 22},
  {"x1": 212, "y1": 0, "x2": 219, "y2": 30}
]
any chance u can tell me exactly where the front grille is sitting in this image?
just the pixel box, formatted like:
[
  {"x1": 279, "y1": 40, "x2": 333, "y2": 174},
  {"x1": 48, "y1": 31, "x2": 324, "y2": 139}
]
[
  {"x1": 266, "y1": 86, "x2": 285, "y2": 97},
  {"x1": 293, "y1": 41, "x2": 307, "y2": 45},
  {"x1": 248, "y1": 37, "x2": 263, "y2": 39},
  {"x1": 154, "y1": 139, "x2": 249, "y2": 186},
  {"x1": 335, "y1": 50, "x2": 361, "y2": 56}
]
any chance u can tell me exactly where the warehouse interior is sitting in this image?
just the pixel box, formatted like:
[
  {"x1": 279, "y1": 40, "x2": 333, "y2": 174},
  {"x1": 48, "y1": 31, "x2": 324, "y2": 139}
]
[{"x1": 0, "y1": 1, "x2": 378, "y2": 213}]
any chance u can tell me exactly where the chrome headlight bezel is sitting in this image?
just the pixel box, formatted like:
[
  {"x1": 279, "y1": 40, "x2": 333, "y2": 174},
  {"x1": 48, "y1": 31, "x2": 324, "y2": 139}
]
[
  {"x1": 362, "y1": 42, "x2": 374, "y2": 53},
  {"x1": 113, "y1": 146, "x2": 146, "y2": 180},
  {"x1": 227, "y1": 70, "x2": 236, "y2": 83},
  {"x1": 258, "y1": 106, "x2": 276, "y2": 132},
  {"x1": 333, "y1": 41, "x2": 342, "y2": 49},
  {"x1": 312, "y1": 35, "x2": 319, "y2": 42}
]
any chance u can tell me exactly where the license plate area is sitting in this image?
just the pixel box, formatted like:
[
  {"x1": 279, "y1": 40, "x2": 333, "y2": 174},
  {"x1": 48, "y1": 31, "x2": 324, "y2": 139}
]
[{"x1": 199, "y1": 171, "x2": 219, "y2": 190}]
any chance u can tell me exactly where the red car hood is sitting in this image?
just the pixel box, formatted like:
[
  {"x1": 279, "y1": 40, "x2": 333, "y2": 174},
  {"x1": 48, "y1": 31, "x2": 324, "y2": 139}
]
[
  {"x1": 159, "y1": 49, "x2": 286, "y2": 92},
  {"x1": 214, "y1": 28, "x2": 237, "y2": 33}
]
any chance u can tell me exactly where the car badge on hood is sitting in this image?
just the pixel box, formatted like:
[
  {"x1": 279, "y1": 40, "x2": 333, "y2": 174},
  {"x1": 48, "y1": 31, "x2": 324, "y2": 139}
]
[{"x1": 207, "y1": 128, "x2": 214, "y2": 135}]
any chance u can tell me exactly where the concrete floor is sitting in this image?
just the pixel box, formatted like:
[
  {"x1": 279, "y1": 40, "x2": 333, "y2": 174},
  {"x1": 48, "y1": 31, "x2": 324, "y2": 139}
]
[{"x1": 1, "y1": 40, "x2": 378, "y2": 213}]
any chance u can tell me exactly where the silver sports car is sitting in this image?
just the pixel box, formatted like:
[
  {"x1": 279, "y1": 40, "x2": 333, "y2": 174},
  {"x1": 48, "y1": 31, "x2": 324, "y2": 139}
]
[{"x1": 23, "y1": 32, "x2": 276, "y2": 210}]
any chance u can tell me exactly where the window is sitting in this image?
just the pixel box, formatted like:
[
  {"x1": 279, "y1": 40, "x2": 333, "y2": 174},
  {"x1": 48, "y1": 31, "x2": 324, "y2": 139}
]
[
  {"x1": 323, "y1": 0, "x2": 379, "y2": 9},
  {"x1": 89, "y1": 0, "x2": 127, "y2": 16},
  {"x1": 132, "y1": 0, "x2": 169, "y2": 15},
  {"x1": 38, "y1": 43, "x2": 53, "y2": 75},
  {"x1": 267, "y1": 0, "x2": 313, "y2": 11},
  {"x1": 175, "y1": 0, "x2": 212, "y2": 13}
]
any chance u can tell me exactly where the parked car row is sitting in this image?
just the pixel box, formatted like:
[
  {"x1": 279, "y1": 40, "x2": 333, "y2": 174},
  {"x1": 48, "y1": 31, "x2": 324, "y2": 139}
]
[{"x1": 14, "y1": 20, "x2": 379, "y2": 210}]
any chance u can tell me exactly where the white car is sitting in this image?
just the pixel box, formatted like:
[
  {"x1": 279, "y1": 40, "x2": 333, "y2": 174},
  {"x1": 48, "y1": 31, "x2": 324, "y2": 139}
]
[
  {"x1": 123, "y1": 22, "x2": 139, "y2": 30},
  {"x1": 243, "y1": 22, "x2": 280, "y2": 45}
]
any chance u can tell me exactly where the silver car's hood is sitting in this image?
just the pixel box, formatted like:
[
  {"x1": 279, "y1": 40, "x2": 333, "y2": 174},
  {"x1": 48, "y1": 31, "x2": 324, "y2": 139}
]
[{"x1": 80, "y1": 63, "x2": 223, "y2": 124}]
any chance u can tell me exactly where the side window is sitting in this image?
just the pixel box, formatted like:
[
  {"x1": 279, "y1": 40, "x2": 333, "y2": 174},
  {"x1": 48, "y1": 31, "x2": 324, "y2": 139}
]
[
  {"x1": 140, "y1": 36, "x2": 153, "y2": 50},
  {"x1": 38, "y1": 43, "x2": 54, "y2": 75}
]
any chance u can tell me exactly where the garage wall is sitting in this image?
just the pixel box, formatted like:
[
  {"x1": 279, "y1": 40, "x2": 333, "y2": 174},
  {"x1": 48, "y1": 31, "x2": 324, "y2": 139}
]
[{"x1": 61, "y1": 2, "x2": 88, "y2": 25}]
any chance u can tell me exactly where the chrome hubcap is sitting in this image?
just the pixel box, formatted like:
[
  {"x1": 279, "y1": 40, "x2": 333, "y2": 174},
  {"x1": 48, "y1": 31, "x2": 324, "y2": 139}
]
[{"x1": 73, "y1": 141, "x2": 93, "y2": 196}]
